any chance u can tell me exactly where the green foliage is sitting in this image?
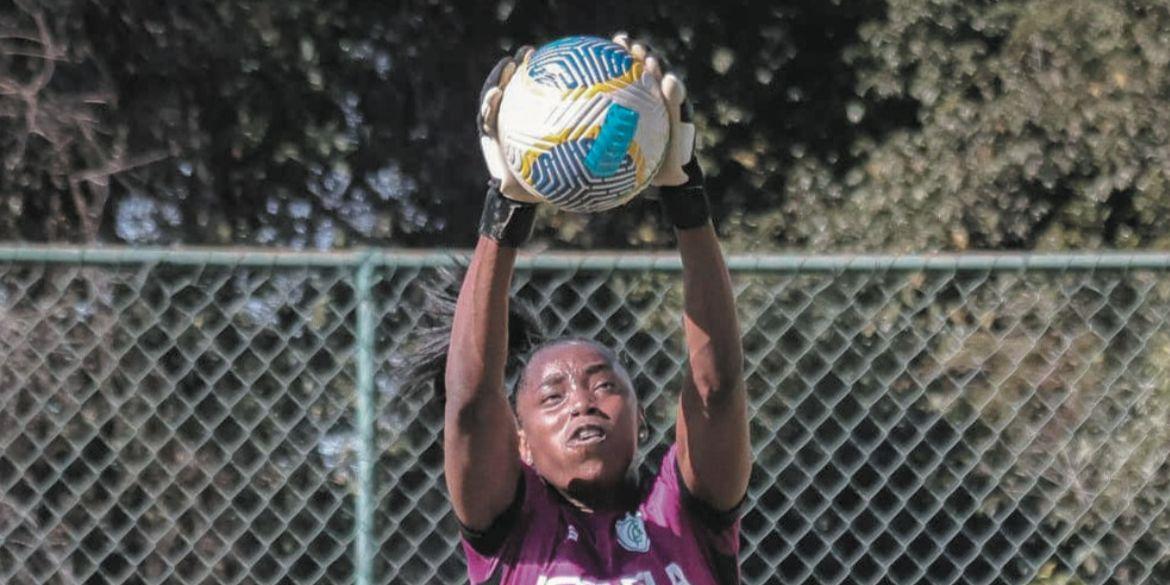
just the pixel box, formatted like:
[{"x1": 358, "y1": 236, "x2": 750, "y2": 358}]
[
  {"x1": 735, "y1": 0, "x2": 1170, "y2": 251},
  {"x1": 1, "y1": 0, "x2": 1166, "y2": 250}
]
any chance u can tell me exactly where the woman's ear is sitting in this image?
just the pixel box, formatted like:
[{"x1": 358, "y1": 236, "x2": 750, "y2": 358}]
[{"x1": 517, "y1": 428, "x2": 533, "y2": 466}]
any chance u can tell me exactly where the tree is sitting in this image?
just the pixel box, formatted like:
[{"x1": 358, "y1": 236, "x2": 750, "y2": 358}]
[
  {"x1": 1, "y1": 0, "x2": 1167, "y2": 251},
  {"x1": 733, "y1": 0, "x2": 1170, "y2": 252},
  {"x1": 0, "y1": 0, "x2": 164, "y2": 242}
]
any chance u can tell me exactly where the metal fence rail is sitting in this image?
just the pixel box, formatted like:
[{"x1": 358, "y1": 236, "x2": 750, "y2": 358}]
[{"x1": 1, "y1": 246, "x2": 1168, "y2": 585}]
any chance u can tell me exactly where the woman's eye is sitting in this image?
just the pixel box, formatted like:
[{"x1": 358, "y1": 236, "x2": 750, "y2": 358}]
[{"x1": 541, "y1": 394, "x2": 562, "y2": 405}]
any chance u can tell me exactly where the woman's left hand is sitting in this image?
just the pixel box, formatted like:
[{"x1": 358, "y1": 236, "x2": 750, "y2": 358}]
[{"x1": 611, "y1": 34, "x2": 701, "y2": 189}]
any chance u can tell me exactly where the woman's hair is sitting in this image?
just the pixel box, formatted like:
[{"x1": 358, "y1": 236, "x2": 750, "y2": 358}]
[
  {"x1": 395, "y1": 265, "x2": 546, "y2": 405},
  {"x1": 395, "y1": 265, "x2": 638, "y2": 411}
]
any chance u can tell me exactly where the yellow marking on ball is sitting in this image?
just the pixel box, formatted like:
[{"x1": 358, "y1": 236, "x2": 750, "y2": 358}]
[
  {"x1": 629, "y1": 140, "x2": 647, "y2": 185},
  {"x1": 564, "y1": 62, "x2": 646, "y2": 100},
  {"x1": 518, "y1": 125, "x2": 603, "y2": 182}
]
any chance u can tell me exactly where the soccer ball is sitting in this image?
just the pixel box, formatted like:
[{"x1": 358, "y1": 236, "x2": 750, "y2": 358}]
[{"x1": 496, "y1": 35, "x2": 670, "y2": 213}]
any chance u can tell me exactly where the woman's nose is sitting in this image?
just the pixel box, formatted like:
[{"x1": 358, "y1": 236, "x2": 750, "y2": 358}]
[{"x1": 568, "y1": 384, "x2": 598, "y2": 415}]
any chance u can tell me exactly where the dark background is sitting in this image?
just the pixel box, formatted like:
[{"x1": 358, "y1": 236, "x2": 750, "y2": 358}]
[{"x1": 2, "y1": 0, "x2": 1167, "y2": 251}]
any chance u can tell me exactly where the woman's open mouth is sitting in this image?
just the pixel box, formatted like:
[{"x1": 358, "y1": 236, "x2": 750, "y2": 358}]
[{"x1": 567, "y1": 424, "x2": 607, "y2": 446}]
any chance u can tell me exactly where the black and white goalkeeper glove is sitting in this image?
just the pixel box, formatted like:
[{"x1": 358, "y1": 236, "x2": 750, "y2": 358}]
[
  {"x1": 613, "y1": 34, "x2": 710, "y2": 230},
  {"x1": 477, "y1": 46, "x2": 540, "y2": 247}
]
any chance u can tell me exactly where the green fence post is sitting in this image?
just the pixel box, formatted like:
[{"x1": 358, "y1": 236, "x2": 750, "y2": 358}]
[{"x1": 355, "y1": 251, "x2": 376, "y2": 585}]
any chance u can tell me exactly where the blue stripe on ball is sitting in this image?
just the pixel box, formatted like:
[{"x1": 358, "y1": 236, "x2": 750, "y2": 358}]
[
  {"x1": 529, "y1": 138, "x2": 638, "y2": 212},
  {"x1": 527, "y1": 36, "x2": 634, "y2": 91},
  {"x1": 584, "y1": 104, "x2": 640, "y2": 178}
]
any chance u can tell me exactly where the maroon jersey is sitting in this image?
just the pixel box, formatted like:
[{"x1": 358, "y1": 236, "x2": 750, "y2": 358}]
[{"x1": 461, "y1": 444, "x2": 742, "y2": 584}]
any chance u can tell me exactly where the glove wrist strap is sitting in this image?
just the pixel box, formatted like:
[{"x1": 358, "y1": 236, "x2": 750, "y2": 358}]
[
  {"x1": 659, "y1": 159, "x2": 711, "y2": 230},
  {"x1": 479, "y1": 182, "x2": 536, "y2": 247}
]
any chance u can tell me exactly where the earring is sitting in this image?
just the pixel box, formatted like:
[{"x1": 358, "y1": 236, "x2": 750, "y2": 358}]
[{"x1": 638, "y1": 427, "x2": 649, "y2": 442}]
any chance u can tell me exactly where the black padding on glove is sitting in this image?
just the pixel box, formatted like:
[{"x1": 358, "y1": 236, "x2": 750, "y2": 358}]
[
  {"x1": 479, "y1": 181, "x2": 536, "y2": 247},
  {"x1": 658, "y1": 158, "x2": 710, "y2": 230}
]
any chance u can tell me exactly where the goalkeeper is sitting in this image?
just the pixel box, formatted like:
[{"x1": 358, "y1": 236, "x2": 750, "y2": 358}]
[{"x1": 406, "y1": 36, "x2": 750, "y2": 585}]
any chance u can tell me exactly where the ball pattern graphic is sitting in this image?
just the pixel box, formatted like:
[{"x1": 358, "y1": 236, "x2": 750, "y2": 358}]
[{"x1": 497, "y1": 36, "x2": 670, "y2": 213}]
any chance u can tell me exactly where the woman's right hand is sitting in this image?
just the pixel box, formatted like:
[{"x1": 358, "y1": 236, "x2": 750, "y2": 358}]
[
  {"x1": 478, "y1": 46, "x2": 541, "y2": 203},
  {"x1": 476, "y1": 47, "x2": 541, "y2": 247}
]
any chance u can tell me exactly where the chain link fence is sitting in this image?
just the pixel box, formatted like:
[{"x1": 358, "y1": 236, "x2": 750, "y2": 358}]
[{"x1": 2, "y1": 248, "x2": 1169, "y2": 585}]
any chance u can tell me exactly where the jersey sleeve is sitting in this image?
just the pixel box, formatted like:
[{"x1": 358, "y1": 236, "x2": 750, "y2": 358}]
[
  {"x1": 458, "y1": 463, "x2": 557, "y2": 584},
  {"x1": 649, "y1": 444, "x2": 745, "y2": 583},
  {"x1": 459, "y1": 471, "x2": 527, "y2": 556}
]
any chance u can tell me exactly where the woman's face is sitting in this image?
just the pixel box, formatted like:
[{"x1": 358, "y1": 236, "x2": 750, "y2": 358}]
[{"x1": 515, "y1": 341, "x2": 640, "y2": 494}]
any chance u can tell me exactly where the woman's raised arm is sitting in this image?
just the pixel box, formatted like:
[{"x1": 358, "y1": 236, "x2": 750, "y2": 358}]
[
  {"x1": 618, "y1": 33, "x2": 750, "y2": 510},
  {"x1": 444, "y1": 47, "x2": 539, "y2": 530},
  {"x1": 674, "y1": 223, "x2": 750, "y2": 511},
  {"x1": 443, "y1": 235, "x2": 524, "y2": 530}
]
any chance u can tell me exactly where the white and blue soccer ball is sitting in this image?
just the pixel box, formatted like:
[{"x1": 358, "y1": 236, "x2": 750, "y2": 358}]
[{"x1": 497, "y1": 36, "x2": 670, "y2": 213}]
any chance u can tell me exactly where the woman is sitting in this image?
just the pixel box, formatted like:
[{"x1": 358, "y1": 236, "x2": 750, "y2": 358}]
[{"x1": 416, "y1": 36, "x2": 750, "y2": 584}]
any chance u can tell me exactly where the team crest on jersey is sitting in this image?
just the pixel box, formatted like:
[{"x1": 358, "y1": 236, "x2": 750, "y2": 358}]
[{"x1": 615, "y1": 512, "x2": 650, "y2": 553}]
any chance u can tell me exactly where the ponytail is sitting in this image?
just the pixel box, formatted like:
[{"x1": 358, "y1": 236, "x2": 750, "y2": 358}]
[{"x1": 394, "y1": 264, "x2": 545, "y2": 405}]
